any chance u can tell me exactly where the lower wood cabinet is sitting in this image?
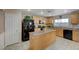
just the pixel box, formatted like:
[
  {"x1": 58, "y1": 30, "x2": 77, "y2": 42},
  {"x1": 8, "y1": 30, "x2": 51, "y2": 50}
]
[
  {"x1": 56, "y1": 28, "x2": 63, "y2": 37},
  {"x1": 73, "y1": 30, "x2": 79, "y2": 42},
  {"x1": 55, "y1": 28, "x2": 79, "y2": 42}
]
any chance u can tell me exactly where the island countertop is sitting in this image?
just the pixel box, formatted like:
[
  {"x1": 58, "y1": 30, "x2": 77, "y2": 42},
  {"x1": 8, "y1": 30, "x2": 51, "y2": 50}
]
[{"x1": 30, "y1": 29, "x2": 56, "y2": 36}]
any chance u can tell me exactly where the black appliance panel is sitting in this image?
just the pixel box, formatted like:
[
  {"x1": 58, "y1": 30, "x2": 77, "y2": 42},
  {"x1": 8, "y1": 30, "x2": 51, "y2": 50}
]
[{"x1": 63, "y1": 30, "x2": 72, "y2": 40}]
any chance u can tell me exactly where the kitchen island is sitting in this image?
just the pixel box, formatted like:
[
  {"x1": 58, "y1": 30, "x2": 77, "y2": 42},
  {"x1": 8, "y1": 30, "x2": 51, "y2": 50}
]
[{"x1": 29, "y1": 29, "x2": 56, "y2": 50}]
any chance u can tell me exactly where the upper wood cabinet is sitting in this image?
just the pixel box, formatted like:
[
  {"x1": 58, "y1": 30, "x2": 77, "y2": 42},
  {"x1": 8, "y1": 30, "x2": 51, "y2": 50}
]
[
  {"x1": 33, "y1": 16, "x2": 40, "y2": 24},
  {"x1": 33, "y1": 16, "x2": 46, "y2": 32},
  {"x1": 70, "y1": 14, "x2": 79, "y2": 24},
  {"x1": 45, "y1": 17, "x2": 53, "y2": 26}
]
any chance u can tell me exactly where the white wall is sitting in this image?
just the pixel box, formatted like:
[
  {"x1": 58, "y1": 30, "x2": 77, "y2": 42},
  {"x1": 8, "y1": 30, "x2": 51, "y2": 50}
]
[
  {"x1": 0, "y1": 33, "x2": 4, "y2": 49},
  {"x1": 0, "y1": 10, "x2": 5, "y2": 49}
]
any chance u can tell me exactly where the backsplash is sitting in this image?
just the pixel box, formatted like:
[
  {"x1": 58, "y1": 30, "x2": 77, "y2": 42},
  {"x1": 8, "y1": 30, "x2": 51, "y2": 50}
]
[{"x1": 54, "y1": 23, "x2": 79, "y2": 29}]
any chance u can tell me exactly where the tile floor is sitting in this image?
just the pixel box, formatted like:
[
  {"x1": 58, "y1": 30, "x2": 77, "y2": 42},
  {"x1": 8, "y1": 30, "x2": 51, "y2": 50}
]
[
  {"x1": 4, "y1": 41, "x2": 29, "y2": 50},
  {"x1": 4, "y1": 36, "x2": 79, "y2": 50},
  {"x1": 46, "y1": 37, "x2": 79, "y2": 50}
]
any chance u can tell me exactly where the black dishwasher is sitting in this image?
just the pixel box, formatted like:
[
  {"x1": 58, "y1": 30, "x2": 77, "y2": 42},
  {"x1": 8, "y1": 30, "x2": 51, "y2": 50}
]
[{"x1": 63, "y1": 30, "x2": 72, "y2": 40}]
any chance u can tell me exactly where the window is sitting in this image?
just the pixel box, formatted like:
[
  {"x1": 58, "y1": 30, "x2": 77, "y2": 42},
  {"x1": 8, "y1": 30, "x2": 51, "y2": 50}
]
[
  {"x1": 54, "y1": 18, "x2": 69, "y2": 27},
  {"x1": 55, "y1": 18, "x2": 69, "y2": 23}
]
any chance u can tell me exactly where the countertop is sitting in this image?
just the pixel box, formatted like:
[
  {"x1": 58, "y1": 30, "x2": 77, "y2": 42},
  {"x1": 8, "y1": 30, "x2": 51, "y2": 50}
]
[
  {"x1": 30, "y1": 29, "x2": 56, "y2": 36},
  {"x1": 54, "y1": 27, "x2": 79, "y2": 30}
]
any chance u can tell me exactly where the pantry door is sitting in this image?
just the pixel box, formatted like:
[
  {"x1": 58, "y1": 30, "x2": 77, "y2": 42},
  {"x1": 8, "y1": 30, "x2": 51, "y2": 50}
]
[{"x1": 5, "y1": 11, "x2": 22, "y2": 46}]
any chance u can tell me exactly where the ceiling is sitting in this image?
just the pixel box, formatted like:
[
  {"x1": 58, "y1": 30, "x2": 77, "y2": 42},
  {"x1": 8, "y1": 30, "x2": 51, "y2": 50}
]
[{"x1": 21, "y1": 9, "x2": 79, "y2": 17}]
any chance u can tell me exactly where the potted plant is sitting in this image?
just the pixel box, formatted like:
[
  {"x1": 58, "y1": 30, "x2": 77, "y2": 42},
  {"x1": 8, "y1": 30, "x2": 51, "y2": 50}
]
[{"x1": 39, "y1": 24, "x2": 45, "y2": 31}]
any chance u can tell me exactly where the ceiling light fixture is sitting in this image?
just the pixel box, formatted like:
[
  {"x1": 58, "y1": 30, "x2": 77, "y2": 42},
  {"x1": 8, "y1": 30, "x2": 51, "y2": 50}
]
[
  {"x1": 40, "y1": 11, "x2": 44, "y2": 15},
  {"x1": 27, "y1": 9, "x2": 31, "y2": 11},
  {"x1": 47, "y1": 10, "x2": 52, "y2": 16}
]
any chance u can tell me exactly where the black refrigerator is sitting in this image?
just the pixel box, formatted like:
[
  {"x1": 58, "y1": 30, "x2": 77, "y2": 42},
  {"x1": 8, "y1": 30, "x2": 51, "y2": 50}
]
[{"x1": 22, "y1": 19, "x2": 35, "y2": 41}]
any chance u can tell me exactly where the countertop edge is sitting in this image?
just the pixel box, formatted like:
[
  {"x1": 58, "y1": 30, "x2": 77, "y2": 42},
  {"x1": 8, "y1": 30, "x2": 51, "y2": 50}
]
[{"x1": 30, "y1": 30, "x2": 56, "y2": 36}]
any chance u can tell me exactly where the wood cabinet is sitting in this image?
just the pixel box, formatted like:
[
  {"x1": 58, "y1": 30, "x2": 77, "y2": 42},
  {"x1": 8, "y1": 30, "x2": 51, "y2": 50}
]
[
  {"x1": 73, "y1": 30, "x2": 79, "y2": 42},
  {"x1": 33, "y1": 16, "x2": 46, "y2": 32},
  {"x1": 33, "y1": 16, "x2": 40, "y2": 24},
  {"x1": 56, "y1": 28, "x2": 63, "y2": 37},
  {"x1": 45, "y1": 17, "x2": 53, "y2": 26},
  {"x1": 29, "y1": 30, "x2": 56, "y2": 50},
  {"x1": 55, "y1": 28, "x2": 79, "y2": 42},
  {"x1": 70, "y1": 14, "x2": 79, "y2": 24}
]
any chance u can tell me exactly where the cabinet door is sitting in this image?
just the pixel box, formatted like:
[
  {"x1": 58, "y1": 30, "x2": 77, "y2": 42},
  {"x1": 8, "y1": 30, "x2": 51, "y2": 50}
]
[
  {"x1": 56, "y1": 28, "x2": 63, "y2": 37},
  {"x1": 70, "y1": 14, "x2": 79, "y2": 24},
  {"x1": 73, "y1": 30, "x2": 79, "y2": 42},
  {"x1": 45, "y1": 17, "x2": 52, "y2": 25},
  {"x1": 5, "y1": 12, "x2": 21, "y2": 46}
]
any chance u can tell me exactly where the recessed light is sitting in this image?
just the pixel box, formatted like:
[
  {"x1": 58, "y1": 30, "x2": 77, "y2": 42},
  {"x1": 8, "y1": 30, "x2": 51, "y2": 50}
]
[
  {"x1": 27, "y1": 9, "x2": 31, "y2": 11},
  {"x1": 40, "y1": 11, "x2": 44, "y2": 15}
]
